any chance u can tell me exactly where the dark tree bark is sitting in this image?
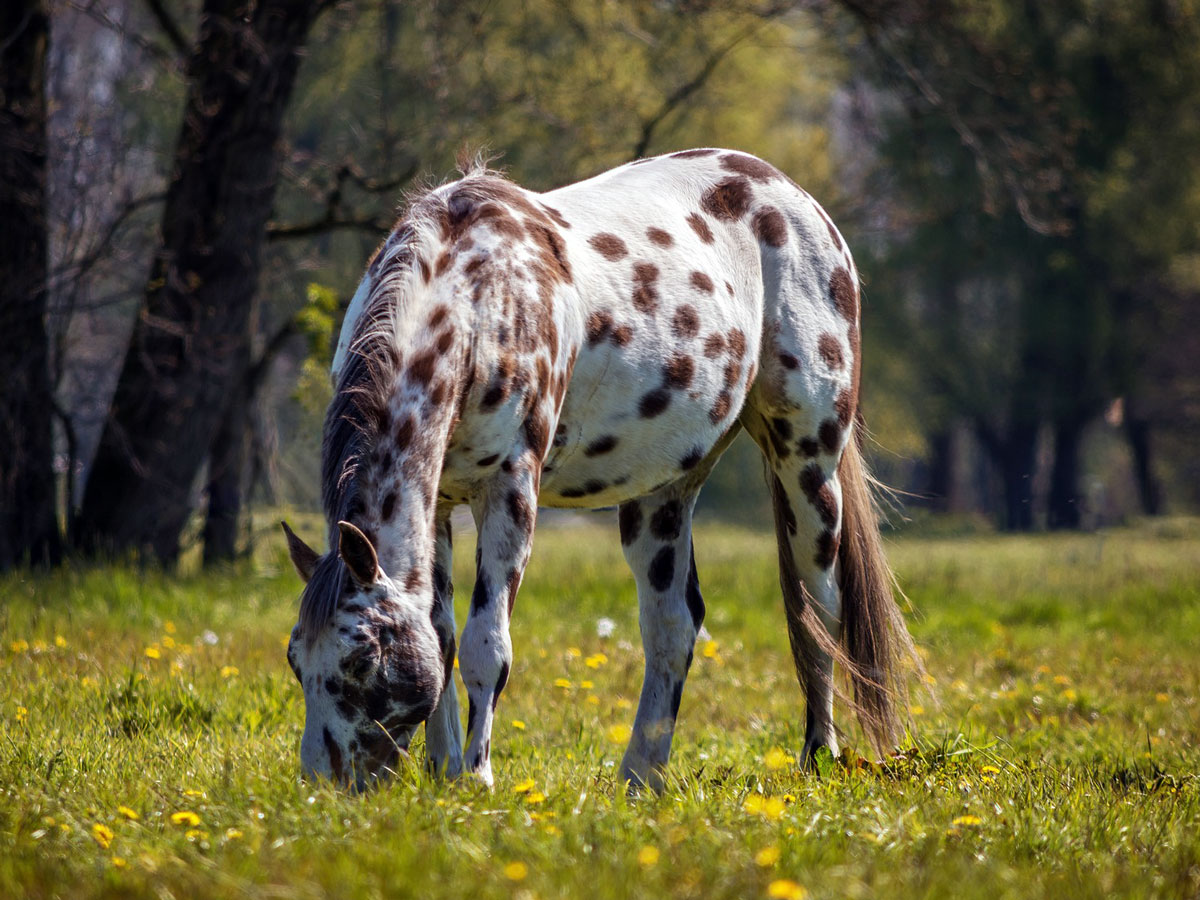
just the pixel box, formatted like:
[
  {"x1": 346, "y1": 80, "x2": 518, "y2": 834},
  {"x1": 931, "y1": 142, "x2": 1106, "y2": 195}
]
[
  {"x1": 924, "y1": 429, "x2": 954, "y2": 513},
  {"x1": 201, "y1": 378, "x2": 249, "y2": 565},
  {"x1": 1046, "y1": 416, "x2": 1085, "y2": 529},
  {"x1": 1124, "y1": 416, "x2": 1162, "y2": 516},
  {"x1": 75, "y1": 0, "x2": 328, "y2": 563},
  {"x1": 0, "y1": 0, "x2": 61, "y2": 570}
]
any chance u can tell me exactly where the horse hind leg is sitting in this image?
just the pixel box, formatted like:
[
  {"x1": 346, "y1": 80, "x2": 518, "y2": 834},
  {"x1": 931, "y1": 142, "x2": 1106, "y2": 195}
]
[
  {"x1": 615, "y1": 485, "x2": 706, "y2": 793},
  {"x1": 746, "y1": 411, "x2": 846, "y2": 766}
]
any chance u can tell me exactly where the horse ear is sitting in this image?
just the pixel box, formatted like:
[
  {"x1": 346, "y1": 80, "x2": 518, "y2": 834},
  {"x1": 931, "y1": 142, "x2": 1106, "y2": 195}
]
[
  {"x1": 337, "y1": 520, "x2": 380, "y2": 587},
  {"x1": 281, "y1": 521, "x2": 318, "y2": 583}
]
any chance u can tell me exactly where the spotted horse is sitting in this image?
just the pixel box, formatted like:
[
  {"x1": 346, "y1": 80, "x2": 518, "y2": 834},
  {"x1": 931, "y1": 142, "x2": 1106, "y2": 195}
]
[{"x1": 281, "y1": 148, "x2": 920, "y2": 792}]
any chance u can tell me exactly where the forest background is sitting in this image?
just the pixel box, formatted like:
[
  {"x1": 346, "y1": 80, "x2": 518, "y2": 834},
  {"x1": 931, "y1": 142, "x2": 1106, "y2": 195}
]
[{"x1": 4, "y1": 0, "x2": 1200, "y2": 569}]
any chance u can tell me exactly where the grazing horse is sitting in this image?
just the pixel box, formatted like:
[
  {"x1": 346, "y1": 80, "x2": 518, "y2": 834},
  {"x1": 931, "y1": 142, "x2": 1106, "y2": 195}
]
[{"x1": 281, "y1": 149, "x2": 919, "y2": 792}]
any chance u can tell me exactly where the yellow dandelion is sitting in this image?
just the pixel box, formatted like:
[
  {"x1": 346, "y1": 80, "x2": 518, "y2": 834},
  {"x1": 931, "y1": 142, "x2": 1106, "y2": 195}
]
[
  {"x1": 607, "y1": 723, "x2": 632, "y2": 743},
  {"x1": 162, "y1": 635, "x2": 176, "y2": 649},
  {"x1": 164, "y1": 621, "x2": 177, "y2": 634},
  {"x1": 981, "y1": 765, "x2": 1000, "y2": 775},
  {"x1": 554, "y1": 678, "x2": 572, "y2": 689},
  {"x1": 220, "y1": 665, "x2": 239, "y2": 678},
  {"x1": 92, "y1": 823, "x2": 114, "y2": 849},
  {"x1": 513, "y1": 778, "x2": 536, "y2": 794},
  {"x1": 144, "y1": 646, "x2": 161, "y2": 660},
  {"x1": 580, "y1": 680, "x2": 594, "y2": 690},
  {"x1": 567, "y1": 647, "x2": 582, "y2": 658},
  {"x1": 1155, "y1": 692, "x2": 1169, "y2": 703},
  {"x1": 1061, "y1": 688, "x2": 1077, "y2": 702},
  {"x1": 117, "y1": 806, "x2": 139, "y2": 821},
  {"x1": 763, "y1": 747, "x2": 793, "y2": 770},
  {"x1": 637, "y1": 845, "x2": 660, "y2": 867},
  {"x1": 743, "y1": 794, "x2": 766, "y2": 815},
  {"x1": 503, "y1": 861, "x2": 528, "y2": 881},
  {"x1": 55, "y1": 635, "x2": 68, "y2": 649},
  {"x1": 755, "y1": 845, "x2": 781, "y2": 867},
  {"x1": 32, "y1": 639, "x2": 47, "y2": 652},
  {"x1": 224, "y1": 828, "x2": 243, "y2": 840},
  {"x1": 1052, "y1": 675, "x2": 1071, "y2": 686},
  {"x1": 544, "y1": 823, "x2": 561, "y2": 836},
  {"x1": 111, "y1": 856, "x2": 127, "y2": 868},
  {"x1": 763, "y1": 797, "x2": 786, "y2": 821},
  {"x1": 586, "y1": 694, "x2": 600, "y2": 705},
  {"x1": 58, "y1": 823, "x2": 72, "y2": 834},
  {"x1": 170, "y1": 811, "x2": 200, "y2": 827},
  {"x1": 182, "y1": 789, "x2": 204, "y2": 797},
  {"x1": 15, "y1": 706, "x2": 28, "y2": 723},
  {"x1": 702, "y1": 640, "x2": 720, "y2": 658},
  {"x1": 951, "y1": 815, "x2": 982, "y2": 827},
  {"x1": 910, "y1": 705, "x2": 925, "y2": 716},
  {"x1": 767, "y1": 878, "x2": 808, "y2": 900},
  {"x1": 10, "y1": 639, "x2": 29, "y2": 653},
  {"x1": 185, "y1": 829, "x2": 207, "y2": 841},
  {"x1": 511, "y1": 719, "x2": 526, "y2": 730},
  {"x1": 616, "y1": 697, "x2": 633, "y2": 710},
  {"x1": 525, "y1": 790, "x2": 546, "y2": 805},
  {"x1": 585, "y1": 653, "x2": 608, "y2": 668}
]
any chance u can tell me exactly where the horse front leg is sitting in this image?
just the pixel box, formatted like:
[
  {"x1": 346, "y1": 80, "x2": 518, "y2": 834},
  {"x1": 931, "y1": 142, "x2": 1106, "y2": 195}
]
[
  {"x1": 458, "y1": 453, "x2": 539, "y2": 786},
  {"x1": 616, "y1": 487, "x2": 705, "y2": 793},
  {"x1": 425, "y1": 513, "x2": 464, "y2": 778}
]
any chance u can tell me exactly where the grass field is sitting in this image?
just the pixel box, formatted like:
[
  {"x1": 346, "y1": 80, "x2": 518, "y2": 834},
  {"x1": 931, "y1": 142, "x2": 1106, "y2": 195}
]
[{"x1": 1, "y1": 516, "x2": 1198, "y2": 899}]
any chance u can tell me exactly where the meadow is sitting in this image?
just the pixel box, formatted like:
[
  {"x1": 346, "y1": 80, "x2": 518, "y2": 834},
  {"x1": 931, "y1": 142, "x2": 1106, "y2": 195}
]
[{"x1": 1, "y1": 516, "x2": 1197, "y2": 899}]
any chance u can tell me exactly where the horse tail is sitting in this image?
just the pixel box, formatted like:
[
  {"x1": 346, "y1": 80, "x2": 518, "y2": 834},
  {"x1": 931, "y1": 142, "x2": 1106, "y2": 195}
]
[{"x1": 836, "y1": 431, "x2": 922, "y2": 754}]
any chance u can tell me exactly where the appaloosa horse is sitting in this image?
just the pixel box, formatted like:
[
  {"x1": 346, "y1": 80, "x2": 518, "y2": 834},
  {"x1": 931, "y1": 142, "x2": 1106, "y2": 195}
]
[{"x1": 281, "y1": 149, "x2": 918, "y2": 791}]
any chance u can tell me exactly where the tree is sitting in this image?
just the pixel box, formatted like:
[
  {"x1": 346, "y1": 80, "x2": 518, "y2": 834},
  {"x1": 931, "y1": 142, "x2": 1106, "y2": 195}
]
[
  {"x1": 0, "y1": 0, "x2": 61, "y2": 569},
  {"x1": 76, "y1": 0, "x2": 333, "y2": 562}
]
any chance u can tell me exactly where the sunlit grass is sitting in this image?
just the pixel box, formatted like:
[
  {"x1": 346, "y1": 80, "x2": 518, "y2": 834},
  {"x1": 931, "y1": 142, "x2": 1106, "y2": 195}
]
[{"x1": 1, "y1": 518, "x2": 1197, "y2": 898}]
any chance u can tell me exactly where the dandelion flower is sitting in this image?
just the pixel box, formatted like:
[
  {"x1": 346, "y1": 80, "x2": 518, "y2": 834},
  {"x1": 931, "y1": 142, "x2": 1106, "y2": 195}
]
[
  {"x1": 951, "y1": 815, "x2": 982, "y2": 827},
  {"x1": 553, "y1": 678, "x2": 572, "y2": 690},
  {"x1": 767, "y1": 878, "x2": 808, "y2": 900},
  {"x1": 702, "y1": 640, "x2": 720, "y2": 659},
  {"x1": 182, "y1": 789, "x2": 204, "y2": 798},
  {"x1": 170, "y1": 811, "x2": 200, "y2": 827},
  {"x1": 220, "y1": 665, "x2": 239, "y2": 678},
  {"x1": 743, "y1": 794, "x2": 765, "y2": 815},
  {"x1": 763, "y1": 747, "x2": 793, "y2": 770},
  {"x1": 144, "y1": 646, "x2": 161, "y2": 660},
  {"x1": 567, "y1": 647, "x2": 582, "y2": 658},
  {"x1": 15, "y1": 706, "x2": 28, "y2": 723},
  {"x1": 755, "y1": 846, "x2": 781, "y2": 867},
  {"x1": 1155, "y1": 692, "x2": 1169, "y2": 703},
  {"x1": 10, "y1": 639, "x2": 29, "y2": 653},
  {"x1": 585, "y1": 652, "x2": 608, "y2": 668},
  {"x1": 513, "y1": 778, "x2": 536, "y2": 794},
  {"x1": 637, "y1": 846, "x2": 660, "y2": 867},
  {"x1": 763, "y1": 797, "x2": 786, "y2": 821},
  {"x1": 607, "y1": 723, "x2": 632, "y2": 743},
  {"x1": 162, "y1": 636, "x2": 176, "y2": 649},
  {"x1": 111, "y1": 856, "x2": 127, "y2": 868},
  {"x1": 586, "y1": 695, "x2": 600, "y2": 705},
  {"x1": 503, "y1": 861, "x2": 528, "y2": 881},
  {"x1": 92, "y1": 823, "x2": 114, "y2": 849},
  {"x1": 54, "y1": 635, "x2": 67, "y2": 649},
  {"x1": 580, "y1": 680, "x2": 594, "y2": 690},
  {"x1": 164, "y1": 621, "x2": 177, "y2": 634},
  {"x1": 616, "y1": 698, "x2": 633, "y2": 710},
  {"x1": 225, "y1": 828, "x2": 243, "y2": 841},
  {"x1": 511, "y1": 720, "x2": 526, "y2": 730},
  {"x1": 117, "y1": 806, "x2": 139, "y2": 821},
  {"x1": 980, "y1": 765, "x2": 1000, "y2": 775},
  {"x1": 525, "y1": 791, "x2": 546, "y2": 805}
]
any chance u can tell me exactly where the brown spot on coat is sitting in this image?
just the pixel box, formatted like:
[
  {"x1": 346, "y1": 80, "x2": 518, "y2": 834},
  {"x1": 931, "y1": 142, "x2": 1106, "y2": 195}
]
[
  {"x1": 818, "y1": 419, "x2": 841, "y2": 454},
  {"x1": 672, "y1": 305, "x2": 700, "y2": 338},
  {"x1": 542, "y1": 205, "x2": 571, "y2": 229},
  {"x1": 428, "y1": 305, "x2": 450, "y2": 330},
  {"x1": 524, "y1": 412, "x2": 550, "y2": 457},
  {"x1": 408, "y1": 347, "x2": 438, "y2": 386},
  {"x1": 650, "y1": 500, "x2": 683, "y2": 541},
  {"x1": 799, "y1": 437, "x2": 820, "y2": 457},
  {"x1": 830, "y1": 267, "x2": 858, "y2": 322},
  {"x1": 672, "y1": 148, "x2": 717, "y2": 159},
  {"x1": 690, "y1": 271, "x2": 714, "y2": 293},
  {"x1": 709, "y1": 391, "x2": 732, "y2": 423},
  {"x1": 395, "y1": 415, "x2": 415, "y2": 450},
  {"x1": 588, "y1": 233, "x2": 627, "y2": 261},
  {"x1": 434, "y1": 251, "x2": 453, "y2": 276},
  {"x1": 381, "y1": 491, "x2": 397, "y2": 521},
  {"x1": 700, "y1": 177, "x2": 752, "y2": 221},
  {"x1": 686, "y1": 213, "x2": 714, "y2": 244},
  {"x1": 815, "y1": 530, "x2": 838, "y2": 569},
  {"x1": 720, "y1": 153, "x2": 782, "y2": 183},
  {"x1": 665, "y1": 354, "x2": 695, "y2": 390},
  {"x1": 752, "y1": 207, "x2": 788, "y2": 247},
  {"x1": 779, "y1": 352, "x2": 799, "y2": 370},
  {"x1": 680, "y1": 447, "x2": 704, "y2": 470},
  {"x1": 507, "y1": 489, "x2": 534, "y2": 534},
  {"x1": 800, "y1": 463, "x2": 838, "y2": 528},
  {"x1": 818, "y1": 333, "x2": 844, "y2": 370},
  {"x1": 646, "y1": 227, "x2": 673, "y2": 247},
  {"x1": 632, "y1": 262, "x2": 660, "y2": 314},
  {"x1": 834, "y1": 389, "x2": 854, "y2": 427},
  {"x1": 586, "y1": 310, "x2": 614, "y2": 346},
  {"x1": 610, "y1": 324, "x2": 634, "y2": 346},
  {"x1": 703, "y1": 333, "x2": 726, "y2": 358},
  {"x1": 727, "y1": 328, "x2": 747, "y2": 358}
]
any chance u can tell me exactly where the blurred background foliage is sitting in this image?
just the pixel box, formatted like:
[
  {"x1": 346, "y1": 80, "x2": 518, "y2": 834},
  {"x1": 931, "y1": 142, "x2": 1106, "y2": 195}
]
[{"x1": 3, "y1": 0, "x2": 1199, "y2": 567}]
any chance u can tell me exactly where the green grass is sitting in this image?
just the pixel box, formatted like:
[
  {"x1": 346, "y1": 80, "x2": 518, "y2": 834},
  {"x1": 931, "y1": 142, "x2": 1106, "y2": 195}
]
[{"x1": 1, "y1": 518, "x2": 1198, "y2": 899}]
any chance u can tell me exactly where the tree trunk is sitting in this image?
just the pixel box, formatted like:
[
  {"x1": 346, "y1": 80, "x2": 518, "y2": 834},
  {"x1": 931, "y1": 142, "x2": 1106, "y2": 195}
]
[
  {"x1": 998, "y1": 422, "x2": 1039, "y2": 531},
  {"x1": 1124, "y1": 416, "x2": 1162, "y2": 516},
  {"x1": 1046, "y1": 416, "x2": 1085, "y2": 529},
  {"x1": 0, "y1": 0, "x2": 61, "y2": 570},
  {"x1": 75, "y1": 0, "x2": 325, "y2": 563},
  {"x1": 925, "y1": 429, "x2": 954, "y2": 512},
  {"x1": 201, "y1": 383, "x2": 249, "y2": 565}
]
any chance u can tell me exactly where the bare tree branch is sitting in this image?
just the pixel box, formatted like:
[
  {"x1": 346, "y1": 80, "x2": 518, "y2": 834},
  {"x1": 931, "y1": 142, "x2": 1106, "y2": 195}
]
[
  {"x1": 142, "y1": 0, "x2": 190, "y2": 60},
  {"x1": 266, "y1": 159, "x2": 419, "y2": 241}
]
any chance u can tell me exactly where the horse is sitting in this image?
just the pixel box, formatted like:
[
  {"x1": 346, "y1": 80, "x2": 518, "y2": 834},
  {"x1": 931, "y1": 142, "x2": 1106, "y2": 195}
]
[{"x1": 280, "y1": 148, "x2": 919, "y2": 792}]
